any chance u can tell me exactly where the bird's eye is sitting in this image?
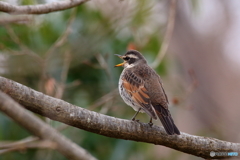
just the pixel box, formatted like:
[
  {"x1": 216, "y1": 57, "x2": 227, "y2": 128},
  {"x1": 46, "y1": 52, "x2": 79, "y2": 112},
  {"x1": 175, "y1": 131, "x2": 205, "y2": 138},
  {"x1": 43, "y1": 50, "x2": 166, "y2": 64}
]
[{"x1": 123, "y1": 57, "x2": 130, "y2": 61}]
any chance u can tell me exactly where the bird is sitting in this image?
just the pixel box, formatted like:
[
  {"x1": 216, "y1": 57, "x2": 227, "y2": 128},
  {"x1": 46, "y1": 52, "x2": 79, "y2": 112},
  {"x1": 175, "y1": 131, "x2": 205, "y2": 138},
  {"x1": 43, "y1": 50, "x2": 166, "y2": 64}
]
[{"x1": 115, "y1": 50, "x2": 180, "y2": 135}]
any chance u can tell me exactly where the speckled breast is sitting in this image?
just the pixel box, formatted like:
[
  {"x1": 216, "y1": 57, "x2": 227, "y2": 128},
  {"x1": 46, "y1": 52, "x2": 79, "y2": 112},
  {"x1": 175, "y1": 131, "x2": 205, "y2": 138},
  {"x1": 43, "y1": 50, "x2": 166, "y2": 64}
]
[{"x1": 118, "y1": 70, "x2": 143, "y2": 112}]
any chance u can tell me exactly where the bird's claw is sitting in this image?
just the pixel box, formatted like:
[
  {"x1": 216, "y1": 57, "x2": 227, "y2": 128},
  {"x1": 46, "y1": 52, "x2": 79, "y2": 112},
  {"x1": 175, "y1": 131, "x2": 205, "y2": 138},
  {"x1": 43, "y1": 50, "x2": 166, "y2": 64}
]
[
  {"x1": 131, "y1": 118, "x2": 140, "y2": 122},
  {"x1": 148, "y1": 122, "x2": 153, "y2": 127}
]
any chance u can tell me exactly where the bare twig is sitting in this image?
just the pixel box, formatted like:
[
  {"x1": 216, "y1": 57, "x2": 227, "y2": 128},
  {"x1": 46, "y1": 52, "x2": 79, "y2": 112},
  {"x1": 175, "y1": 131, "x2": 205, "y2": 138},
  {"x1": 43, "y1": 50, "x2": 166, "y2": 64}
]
[
  {"x1": 0, "y1": 90, "x2": 97, "y2": 160},
  {"x1": 39, "y1": 8, "x2": 76, "y2": 93},
  {"x1": 95, "y1": 53, "x2": 115, "y2": 90},
  {"x1": 61, "y1": 51, "x2": 71, "y2": 85},
  {"x1": 151, "y1": 0, "x2": 177, "y2": 68},
  {"x1": 0, "y1": 123, "x2": 71, "y2": 154},
  {"x1": 171, "y1": 70, "x2": 199, "y2": 109},
  {"x1": 0, "y1": 140, "x2": 56, "y2": 155},
  {"x1": 0, "y1": 15, "x2": 32, "y2": 25},
  {"x1": 65, "y1": 80, "x2": 81, "y2": 88},
  {"x1": 54, "y1": 50, "x2": 72, "y2": 99},
  {"x1": 43, "y1": 50, "x2": 71, "y2": 125},
  {"x1": 89, "y1": 88, "x2": 118, "y2": 115},
  {"x1": 89, "y1": 89, "x2": 118, "y2": 110},
  {"x1": 44, "y1": 8, "x2": 77, "y2": 60},
  {"x1": 5, "y1": 25, "x2": 43, "y2": 63},
  {"x1": 0, "y1": 137, "x2": 38, "y2": 149},
  {"x1": 0, "y1": 76, "x2": 239, "y2": 159},
  {"x1": 0, "y1": 0, "x2": 89, "y2": 15}
]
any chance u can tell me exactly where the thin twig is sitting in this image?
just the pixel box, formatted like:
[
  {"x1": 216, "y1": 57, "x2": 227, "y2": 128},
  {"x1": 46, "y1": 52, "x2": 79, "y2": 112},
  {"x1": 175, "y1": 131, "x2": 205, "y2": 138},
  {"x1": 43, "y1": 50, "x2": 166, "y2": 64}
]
[
  {"x1": 0, "y1": 140, "x2": 57, "y2": 155},
  {"x1": 0, "y1": 122, "x2": 71, "y2": 154},
  {"x1": 55, "y1": 50, "x2": 72, "y2": 99},
  {"x1": 0, "y1": 137, "x2": 38, "y2": 149},
  {"x1": 89, "y1": 89, "x2": 118, "y2": 110},
  {"x1": 151, "y1": 0, "x2": 177, "y2": 68},
  {"x1": 95, "y1": 53, "x2": 113, "y2": 78},
  {"x1": 0, "y1": 0, "x2": 89, "y2": 15},
  {"x1": 39, "y1": 8, "x2": 76, "y2": 92},
  {"x1": 0, "y1": 15, "x2": 32, "y2": 25},
  {"x1": 65, "y1": 80, "x2": 81, "y2": 88},
  {"x1": 5, "y1": 25, "x2": 43, "y2": 63},
  {"x1": 44, "y1": 8, "x2": 76, "y2": 60}
]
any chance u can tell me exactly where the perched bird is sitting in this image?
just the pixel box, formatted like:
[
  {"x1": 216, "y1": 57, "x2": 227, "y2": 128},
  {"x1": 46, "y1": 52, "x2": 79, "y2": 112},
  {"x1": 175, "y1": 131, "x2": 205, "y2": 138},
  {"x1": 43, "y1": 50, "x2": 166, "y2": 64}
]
[{"x1": 115, "y1": 50, "x2": 180, "y2": 135}]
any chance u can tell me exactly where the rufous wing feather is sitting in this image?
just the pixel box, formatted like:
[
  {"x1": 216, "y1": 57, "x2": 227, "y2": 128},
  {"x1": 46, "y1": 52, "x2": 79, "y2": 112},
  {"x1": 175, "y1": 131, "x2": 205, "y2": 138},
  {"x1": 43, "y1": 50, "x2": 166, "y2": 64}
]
[{"x1": 122, "y1": 73, "x2": 157, "y2": 119}]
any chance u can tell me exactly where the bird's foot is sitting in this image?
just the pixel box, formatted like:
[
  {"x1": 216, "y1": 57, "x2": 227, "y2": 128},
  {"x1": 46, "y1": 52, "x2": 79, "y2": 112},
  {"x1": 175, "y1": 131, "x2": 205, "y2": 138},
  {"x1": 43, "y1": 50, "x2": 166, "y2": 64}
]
[
  {"x1": 148, "y1": 122, "x2": 153, "y2": 127},
  {"x1": 148, "y1": 117, "x2": 153, "y2": 127},
  {"x1": 131, "y1": 118, "x2": 140, "y2": 122}
]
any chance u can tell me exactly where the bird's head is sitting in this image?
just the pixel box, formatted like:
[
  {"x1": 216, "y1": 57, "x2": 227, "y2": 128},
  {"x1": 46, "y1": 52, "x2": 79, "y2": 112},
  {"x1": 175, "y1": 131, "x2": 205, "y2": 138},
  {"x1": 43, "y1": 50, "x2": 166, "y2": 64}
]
[{"x1": 114, "y1": 50, "x2": 147, "y2": 68}]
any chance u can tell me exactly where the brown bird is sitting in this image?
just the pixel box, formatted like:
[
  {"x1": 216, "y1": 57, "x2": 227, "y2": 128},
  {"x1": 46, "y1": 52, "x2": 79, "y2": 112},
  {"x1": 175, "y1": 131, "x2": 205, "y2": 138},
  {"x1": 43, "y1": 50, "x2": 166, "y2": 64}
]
[{"x1": 115, "y1": 50, "x2": 180, "y2": 135}]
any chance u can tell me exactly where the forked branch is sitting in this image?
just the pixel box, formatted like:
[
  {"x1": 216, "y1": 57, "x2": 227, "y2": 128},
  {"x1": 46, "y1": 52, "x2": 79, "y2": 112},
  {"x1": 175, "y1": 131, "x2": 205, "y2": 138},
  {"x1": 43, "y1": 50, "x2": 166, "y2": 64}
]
[{"x1": 0, "y1": 90, "x2": 96, "y2": 160}]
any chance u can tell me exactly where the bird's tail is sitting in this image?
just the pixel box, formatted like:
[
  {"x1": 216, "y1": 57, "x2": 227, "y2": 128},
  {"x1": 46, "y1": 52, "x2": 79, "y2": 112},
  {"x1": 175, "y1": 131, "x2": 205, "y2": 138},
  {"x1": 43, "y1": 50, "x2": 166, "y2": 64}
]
[{"x1": 154, "y1": 105, "x2": 180, "y2": 135}]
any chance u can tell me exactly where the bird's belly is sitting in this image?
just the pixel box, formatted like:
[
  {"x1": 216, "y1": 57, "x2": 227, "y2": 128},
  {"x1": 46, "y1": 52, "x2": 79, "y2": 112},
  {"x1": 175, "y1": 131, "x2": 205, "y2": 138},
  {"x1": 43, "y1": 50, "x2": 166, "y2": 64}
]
[{"x1": 118, "y1": 80, "x2": 143, "y2": 112}]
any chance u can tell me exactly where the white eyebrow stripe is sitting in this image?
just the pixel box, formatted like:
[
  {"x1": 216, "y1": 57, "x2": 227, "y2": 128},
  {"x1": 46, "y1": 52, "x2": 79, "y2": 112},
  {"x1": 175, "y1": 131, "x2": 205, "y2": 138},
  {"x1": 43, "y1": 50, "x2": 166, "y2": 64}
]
[{"x1": 127, "y1": 54, "x2": 138, "y2": 59}]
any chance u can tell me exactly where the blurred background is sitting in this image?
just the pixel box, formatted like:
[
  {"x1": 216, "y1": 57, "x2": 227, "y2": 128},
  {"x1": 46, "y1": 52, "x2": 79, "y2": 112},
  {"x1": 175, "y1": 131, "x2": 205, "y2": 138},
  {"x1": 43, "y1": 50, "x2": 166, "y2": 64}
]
[{"x1": 0, "y1": 0, "x2": 240, "y2": 159}]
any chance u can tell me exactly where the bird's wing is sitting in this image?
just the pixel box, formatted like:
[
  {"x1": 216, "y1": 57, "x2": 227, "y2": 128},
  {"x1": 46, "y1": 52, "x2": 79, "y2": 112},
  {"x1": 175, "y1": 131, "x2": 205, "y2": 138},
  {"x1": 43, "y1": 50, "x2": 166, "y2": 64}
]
[
  {"x1": 149, "y1": 75, "x2": 180, "y2": 135},
  {"x1": 157, "y1": 75, "x2": 169, "y2": 105},
  {"x1": 122, "y1": 72, "x2": 157, "y2": 119}
]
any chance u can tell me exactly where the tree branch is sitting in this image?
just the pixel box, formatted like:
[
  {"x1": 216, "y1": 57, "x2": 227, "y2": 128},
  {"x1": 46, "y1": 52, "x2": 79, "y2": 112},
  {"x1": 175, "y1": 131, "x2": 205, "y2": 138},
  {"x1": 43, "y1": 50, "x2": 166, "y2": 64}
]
[
  {"x1": 0, "y1": 90, "x2": 97, "y2": 160},
  {"x1": 0, "y1": 76, "x2": 239, "y2": 159},
  {"x1": 0, "y1": 15, "x2": 32, "y2": 25},
  {"x1": 0, "y1": 136, "x2": 38, "y2": 150},
  {"x1": 5, "y1": 25, "x2": 43, "y2": 63},
  {"x1": 0, "y1": 140, "x2": 56, "y2": 155},
  {"x1": 0, "y1": 0, "x2": 89, "y2": 15}
]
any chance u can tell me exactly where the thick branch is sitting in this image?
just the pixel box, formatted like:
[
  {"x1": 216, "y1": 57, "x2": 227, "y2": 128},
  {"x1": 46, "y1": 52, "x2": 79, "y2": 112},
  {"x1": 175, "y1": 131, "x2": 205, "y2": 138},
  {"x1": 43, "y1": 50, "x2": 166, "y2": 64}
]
[
  {"x1": 0, "y1": 90, "x2": 97, "y2": 160},
  {"x1": 0, "y1": 76, "x2": 239, "y2": 159},
  {"x1": 0, "y1": 0, "x2": 89, "y2": 15}
]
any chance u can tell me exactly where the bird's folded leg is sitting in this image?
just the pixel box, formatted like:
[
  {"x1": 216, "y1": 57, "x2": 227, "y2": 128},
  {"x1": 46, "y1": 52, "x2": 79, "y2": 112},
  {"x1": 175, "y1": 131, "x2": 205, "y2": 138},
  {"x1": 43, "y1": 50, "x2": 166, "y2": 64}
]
[{"x1": 131, "y1": 108, "x2": 141, "y2": 122}]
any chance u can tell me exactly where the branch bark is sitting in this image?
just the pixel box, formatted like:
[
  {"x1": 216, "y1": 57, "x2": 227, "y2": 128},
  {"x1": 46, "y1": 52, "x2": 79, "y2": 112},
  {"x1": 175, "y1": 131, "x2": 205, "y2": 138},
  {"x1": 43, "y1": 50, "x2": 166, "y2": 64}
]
[
  {"x1": 0, "y1": 0, "x2": 89, "y2": 15},
  {"x1": 0, "y1": 90, "x2": 97, "y2": 160},
  {"x1": 0, "y1": 76, "x2": 239, "y2": 159}
]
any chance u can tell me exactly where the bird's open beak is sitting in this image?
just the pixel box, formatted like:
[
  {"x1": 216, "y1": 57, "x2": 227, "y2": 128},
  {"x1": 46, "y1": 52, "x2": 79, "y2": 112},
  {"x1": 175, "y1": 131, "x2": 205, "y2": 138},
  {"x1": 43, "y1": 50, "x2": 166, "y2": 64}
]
[{"x1": 114, "y1": 54, "x2": 125, "y2": 67}]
